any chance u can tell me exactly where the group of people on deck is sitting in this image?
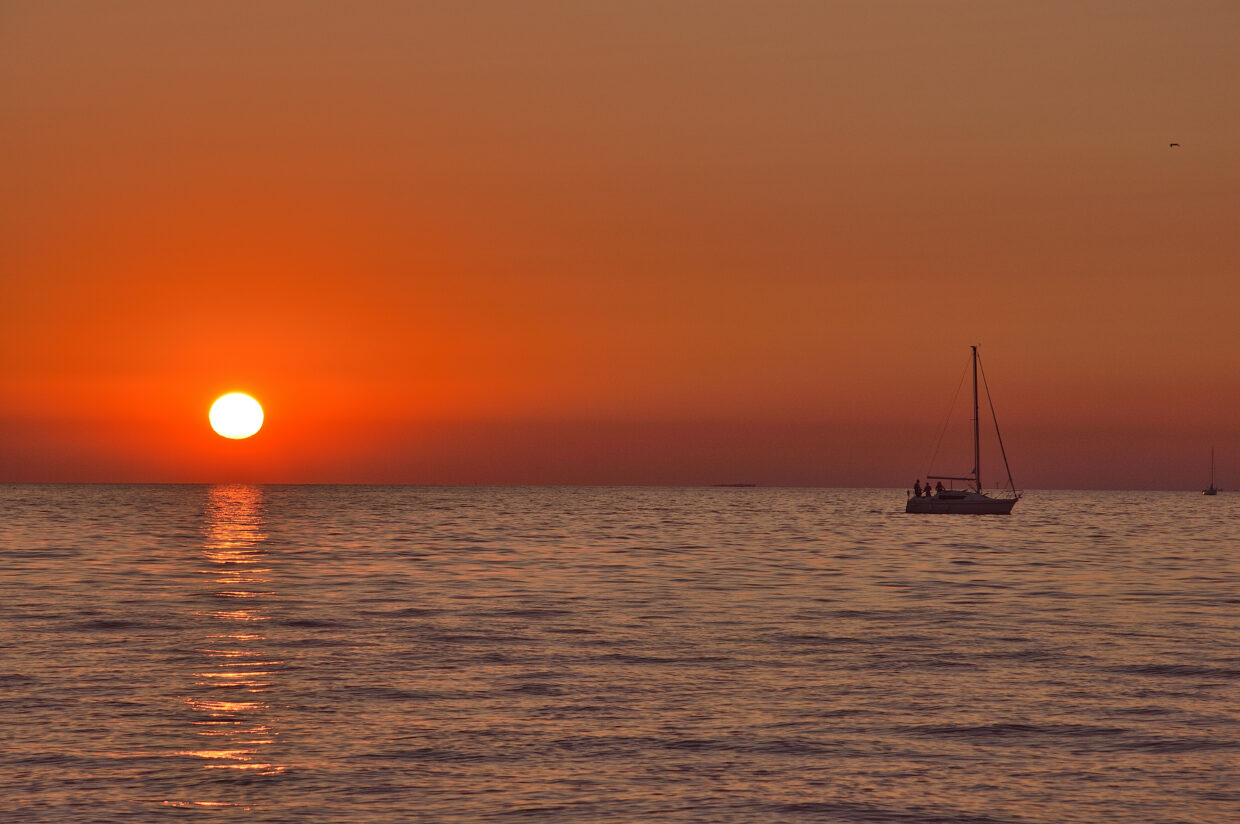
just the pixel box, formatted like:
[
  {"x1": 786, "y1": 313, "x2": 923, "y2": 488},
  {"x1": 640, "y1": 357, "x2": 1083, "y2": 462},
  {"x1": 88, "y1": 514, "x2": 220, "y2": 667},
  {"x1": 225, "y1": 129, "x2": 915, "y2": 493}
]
[{"x1": 913, "y1": 479, "x2": 945, "y2": 497}]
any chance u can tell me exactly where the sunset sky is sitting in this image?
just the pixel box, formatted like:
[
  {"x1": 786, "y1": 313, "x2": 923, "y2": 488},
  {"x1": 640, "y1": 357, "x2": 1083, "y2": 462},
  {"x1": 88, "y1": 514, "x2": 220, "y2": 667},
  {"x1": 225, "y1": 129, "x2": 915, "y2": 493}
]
[{"x1": 3, "y1": 1, "x2": 1238, "y2": 487}]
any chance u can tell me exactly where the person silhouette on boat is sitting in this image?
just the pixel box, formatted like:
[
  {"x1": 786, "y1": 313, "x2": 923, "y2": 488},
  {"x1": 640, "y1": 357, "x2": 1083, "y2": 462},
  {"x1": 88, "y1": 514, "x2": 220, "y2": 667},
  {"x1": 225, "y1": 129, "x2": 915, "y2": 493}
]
[
  {"x1": 913, "y1": 480, "x2": 922, "y2": 497},
  {"x1": 935, "y1": 481, "x2": 945, "y2": 495}
]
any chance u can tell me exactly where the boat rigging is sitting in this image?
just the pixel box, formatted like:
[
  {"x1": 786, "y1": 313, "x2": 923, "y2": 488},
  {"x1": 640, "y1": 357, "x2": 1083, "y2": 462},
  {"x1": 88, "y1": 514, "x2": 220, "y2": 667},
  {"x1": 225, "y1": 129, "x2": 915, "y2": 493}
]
[{"x1": 907, "y1": 345, "x2": 1021, "y2": 515}]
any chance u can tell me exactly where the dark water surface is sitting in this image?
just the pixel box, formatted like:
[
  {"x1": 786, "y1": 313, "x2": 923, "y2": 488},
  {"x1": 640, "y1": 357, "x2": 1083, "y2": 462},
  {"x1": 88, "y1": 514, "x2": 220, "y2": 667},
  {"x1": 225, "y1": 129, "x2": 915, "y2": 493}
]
[{"x1": 2, "y1": 485, "x2": 1237, "y2": 823}]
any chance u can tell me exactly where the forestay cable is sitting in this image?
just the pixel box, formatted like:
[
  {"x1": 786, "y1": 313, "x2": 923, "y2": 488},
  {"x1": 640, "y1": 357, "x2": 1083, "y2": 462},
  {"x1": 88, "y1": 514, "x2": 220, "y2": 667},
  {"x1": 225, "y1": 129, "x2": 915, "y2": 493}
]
[{"x1": 978, "y1": 352, "x2": 1018, "y2": 495}]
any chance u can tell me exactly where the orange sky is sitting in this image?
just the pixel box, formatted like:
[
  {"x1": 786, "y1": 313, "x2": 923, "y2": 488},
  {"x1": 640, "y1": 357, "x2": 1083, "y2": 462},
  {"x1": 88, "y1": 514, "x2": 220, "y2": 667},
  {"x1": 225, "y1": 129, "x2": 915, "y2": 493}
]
[{"x1": 3, "y1": 1, "x2": 1239, "y2": 487}]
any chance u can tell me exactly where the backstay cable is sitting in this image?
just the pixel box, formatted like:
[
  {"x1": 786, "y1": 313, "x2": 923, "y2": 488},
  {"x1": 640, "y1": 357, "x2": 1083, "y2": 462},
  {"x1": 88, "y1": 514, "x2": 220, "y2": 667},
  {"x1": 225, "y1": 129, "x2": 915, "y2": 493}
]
[{"x1": 925, "y1": 356, "x2": 970, "y2": 478}]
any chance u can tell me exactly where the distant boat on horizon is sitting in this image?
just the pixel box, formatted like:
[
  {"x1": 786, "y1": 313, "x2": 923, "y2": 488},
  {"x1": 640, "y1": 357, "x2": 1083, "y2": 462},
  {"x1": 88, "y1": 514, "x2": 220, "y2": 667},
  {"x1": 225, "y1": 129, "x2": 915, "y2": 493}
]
[
  {"x1": 906, "y1": 346, "x2": 1021, "y2": 515},
  {"x1": 1203, "y1": 447, "x2": 1218, "y2": 495}
]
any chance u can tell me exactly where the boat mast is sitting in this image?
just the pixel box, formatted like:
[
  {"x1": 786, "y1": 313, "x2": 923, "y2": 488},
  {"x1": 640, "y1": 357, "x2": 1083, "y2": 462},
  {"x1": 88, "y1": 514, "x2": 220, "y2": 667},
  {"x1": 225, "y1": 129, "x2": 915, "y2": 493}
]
[{"x1": 972, "y1": 345, "x2": 980, "y2": 492}]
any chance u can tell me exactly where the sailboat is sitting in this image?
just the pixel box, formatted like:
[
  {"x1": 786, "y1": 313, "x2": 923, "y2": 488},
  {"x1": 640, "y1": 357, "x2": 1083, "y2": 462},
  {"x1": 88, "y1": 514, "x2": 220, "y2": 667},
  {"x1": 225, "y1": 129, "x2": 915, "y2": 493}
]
[
  {"x1": 1203, "y1": 448, "x2": 1218, "y2": 495},
  {"x1": 906, "y1": 346, "x2": 1021, "y2": 514}
]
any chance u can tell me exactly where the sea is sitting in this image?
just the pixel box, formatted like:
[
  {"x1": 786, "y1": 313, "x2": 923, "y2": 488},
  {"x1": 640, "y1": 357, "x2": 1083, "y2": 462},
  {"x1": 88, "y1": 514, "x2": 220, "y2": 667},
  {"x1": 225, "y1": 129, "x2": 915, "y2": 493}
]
[{"x1": 1, "y1": 485, "x2": 1237, "y2": 823}]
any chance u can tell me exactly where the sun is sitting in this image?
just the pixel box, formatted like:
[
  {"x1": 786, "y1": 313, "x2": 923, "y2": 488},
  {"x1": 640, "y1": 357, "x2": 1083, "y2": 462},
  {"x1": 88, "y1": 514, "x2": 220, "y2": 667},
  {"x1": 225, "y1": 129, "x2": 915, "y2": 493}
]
[{"x1": 209, "y1": 393, "x2": 264, "y2": 439}]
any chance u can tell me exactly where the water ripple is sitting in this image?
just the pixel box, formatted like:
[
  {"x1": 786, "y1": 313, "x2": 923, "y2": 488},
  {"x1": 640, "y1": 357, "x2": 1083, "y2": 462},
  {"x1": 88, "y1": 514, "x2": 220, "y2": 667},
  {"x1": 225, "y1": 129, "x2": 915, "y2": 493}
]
[{"x1": 1, "y1": 485, "x2": 1238, "y2": 823}]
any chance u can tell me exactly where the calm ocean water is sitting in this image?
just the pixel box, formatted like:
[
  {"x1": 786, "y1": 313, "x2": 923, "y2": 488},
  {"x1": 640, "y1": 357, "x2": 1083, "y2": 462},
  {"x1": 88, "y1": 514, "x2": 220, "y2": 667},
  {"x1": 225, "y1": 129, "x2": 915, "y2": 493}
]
[{"x1": 1, "y1": 485, "x2": 1237, "y2": 823}]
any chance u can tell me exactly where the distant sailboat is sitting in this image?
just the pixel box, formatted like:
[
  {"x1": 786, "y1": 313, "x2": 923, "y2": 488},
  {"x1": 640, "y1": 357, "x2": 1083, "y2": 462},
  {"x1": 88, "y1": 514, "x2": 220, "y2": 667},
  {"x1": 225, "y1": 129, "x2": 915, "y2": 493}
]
[
  {"x1": 1203, "y1": 448, "x2": 1218, "y2": 495},
  {"x1": 907, "y1": 346, "x2": 1021, "y2": 515}
]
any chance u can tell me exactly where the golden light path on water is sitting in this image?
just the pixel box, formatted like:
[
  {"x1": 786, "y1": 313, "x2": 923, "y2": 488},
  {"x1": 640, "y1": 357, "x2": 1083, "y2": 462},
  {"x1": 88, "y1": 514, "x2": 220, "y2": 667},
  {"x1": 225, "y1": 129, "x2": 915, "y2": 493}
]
[{"x1": 176, "y1": 484, "x2": 285, "y2": 797}]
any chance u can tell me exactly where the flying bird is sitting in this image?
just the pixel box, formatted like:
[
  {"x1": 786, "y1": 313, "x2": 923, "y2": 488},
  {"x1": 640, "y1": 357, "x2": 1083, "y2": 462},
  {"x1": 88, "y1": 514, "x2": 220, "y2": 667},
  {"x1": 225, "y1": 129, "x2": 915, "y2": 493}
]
[{"x1": 1170, "y1": 143, "x2": 1180, "y2": 148}]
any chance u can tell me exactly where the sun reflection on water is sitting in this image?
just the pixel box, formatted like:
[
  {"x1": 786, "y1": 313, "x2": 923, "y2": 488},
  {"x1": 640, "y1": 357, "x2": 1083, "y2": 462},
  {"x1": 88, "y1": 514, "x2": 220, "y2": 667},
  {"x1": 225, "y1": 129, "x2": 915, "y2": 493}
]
[{"x1": 178, "y1": 485, "x2": 286, "y2": 783}]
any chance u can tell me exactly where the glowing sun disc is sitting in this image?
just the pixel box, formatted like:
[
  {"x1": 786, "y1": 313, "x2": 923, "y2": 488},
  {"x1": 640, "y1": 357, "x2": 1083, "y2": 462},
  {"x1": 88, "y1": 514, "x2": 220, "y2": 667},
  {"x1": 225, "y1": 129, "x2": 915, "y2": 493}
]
[{"x1": 210, "y1": 393, "x2": 264, "y2": 439}]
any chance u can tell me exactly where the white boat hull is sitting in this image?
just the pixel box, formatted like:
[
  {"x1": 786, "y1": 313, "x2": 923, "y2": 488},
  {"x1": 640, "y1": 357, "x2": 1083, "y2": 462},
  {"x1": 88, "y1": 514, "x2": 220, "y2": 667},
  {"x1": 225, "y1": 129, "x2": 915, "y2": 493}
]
[{"x1": 906, "y1": 491, "x2": 1017, "y2": 514}]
